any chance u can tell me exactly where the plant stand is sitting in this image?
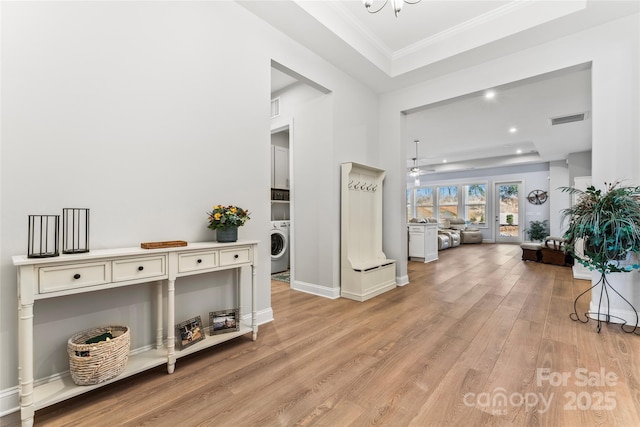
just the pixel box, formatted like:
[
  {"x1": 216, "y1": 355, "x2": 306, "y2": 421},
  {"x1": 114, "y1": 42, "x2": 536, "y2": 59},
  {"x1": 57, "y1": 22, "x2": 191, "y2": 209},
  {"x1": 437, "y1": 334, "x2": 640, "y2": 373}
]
[{"x1": 570, "y1": 272, "x2": 640, "y2": 334}]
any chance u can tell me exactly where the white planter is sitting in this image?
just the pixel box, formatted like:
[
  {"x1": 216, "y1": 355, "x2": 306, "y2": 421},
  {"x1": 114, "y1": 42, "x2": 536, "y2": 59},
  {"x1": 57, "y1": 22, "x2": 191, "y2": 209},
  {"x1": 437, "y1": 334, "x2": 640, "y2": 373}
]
[{"x1": 588, "y1": 254, "x2": 640, "y2": 326}]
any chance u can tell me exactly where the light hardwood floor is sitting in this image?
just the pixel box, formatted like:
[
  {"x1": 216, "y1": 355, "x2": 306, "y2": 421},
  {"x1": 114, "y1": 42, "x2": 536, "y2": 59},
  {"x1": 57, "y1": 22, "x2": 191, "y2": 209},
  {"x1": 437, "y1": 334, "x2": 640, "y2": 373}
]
[{"x1": 4, "y1": 243, "x2": 640, "y2": 426}]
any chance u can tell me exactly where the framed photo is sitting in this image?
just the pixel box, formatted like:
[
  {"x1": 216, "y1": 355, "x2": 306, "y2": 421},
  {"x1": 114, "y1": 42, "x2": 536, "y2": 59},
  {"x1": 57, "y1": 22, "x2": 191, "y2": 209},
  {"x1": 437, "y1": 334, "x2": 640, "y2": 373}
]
[
  {"x1": 209, "y1": 309, "x2": 240, "y2": 335},
  {"x1": 176, "y1": 316, "x2": 204, "y2": 349}
]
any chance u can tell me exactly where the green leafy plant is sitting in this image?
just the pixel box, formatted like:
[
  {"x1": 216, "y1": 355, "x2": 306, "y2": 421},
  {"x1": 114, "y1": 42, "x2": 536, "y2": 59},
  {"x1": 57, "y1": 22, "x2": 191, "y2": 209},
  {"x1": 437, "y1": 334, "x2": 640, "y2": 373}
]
[
  {"x1": 207, "y1": 205, "x2": 250, "y2": 230},
  {"x1": 525, "y1": 220, "x2": 549, "y2": 242},
  {"x1": 506, "y1": 214, "x2": 514, "y2": 225},
  {"x1": 560, "y1": 181, "x2": 640, "y2": 274}
]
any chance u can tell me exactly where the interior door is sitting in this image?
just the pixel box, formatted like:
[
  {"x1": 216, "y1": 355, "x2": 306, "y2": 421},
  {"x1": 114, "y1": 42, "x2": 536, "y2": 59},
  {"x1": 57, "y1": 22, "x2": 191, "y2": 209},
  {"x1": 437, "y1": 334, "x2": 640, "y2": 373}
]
[{"x1": 495, "y1": 182, "x2": 523, "y2": 243}]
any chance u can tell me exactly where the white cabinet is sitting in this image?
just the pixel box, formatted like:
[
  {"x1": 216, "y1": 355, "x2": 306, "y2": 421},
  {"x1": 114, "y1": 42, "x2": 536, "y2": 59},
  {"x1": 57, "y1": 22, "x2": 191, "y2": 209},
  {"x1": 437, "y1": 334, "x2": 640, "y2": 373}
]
[
  {"x1": 408, "y1": 223, "x2": 438, "y2": 263},
  {"x1": 271, "y1": 145, "x2": 289, "y2": 189},
  {"x1": 340, "y1": 162, "x2": 396, "y2": 301},
  {"x1": 13, "y1": 241, "x2": 258, "y2": 427}
]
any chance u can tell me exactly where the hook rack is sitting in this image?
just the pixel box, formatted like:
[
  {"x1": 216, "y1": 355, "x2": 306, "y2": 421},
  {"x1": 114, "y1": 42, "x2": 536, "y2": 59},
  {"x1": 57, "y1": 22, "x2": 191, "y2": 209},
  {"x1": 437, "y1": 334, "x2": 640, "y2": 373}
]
[{"x1": 349, "y1": 181, "x2": 377, "y2": 192}]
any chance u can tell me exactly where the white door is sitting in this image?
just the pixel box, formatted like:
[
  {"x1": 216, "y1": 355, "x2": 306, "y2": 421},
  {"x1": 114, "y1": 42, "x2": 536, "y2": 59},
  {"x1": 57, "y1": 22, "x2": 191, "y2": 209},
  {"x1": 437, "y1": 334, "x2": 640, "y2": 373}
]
[{"x1": 495, "y1": 182, "x2": 523, "y2": 243}]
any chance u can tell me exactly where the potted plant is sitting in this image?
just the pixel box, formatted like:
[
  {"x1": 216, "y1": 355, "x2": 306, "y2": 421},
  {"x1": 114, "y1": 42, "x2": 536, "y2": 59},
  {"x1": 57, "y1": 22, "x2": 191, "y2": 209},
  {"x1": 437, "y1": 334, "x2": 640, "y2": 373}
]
[
  {"x1": 207, "y1": 205, "x2": 251, "y2": 242},
  {"x1": 560, "y1": 180, "x2": 640, "y2": 333},
  {"x1": 525, "y1": 219, "x2": 548, "y2": 242}
]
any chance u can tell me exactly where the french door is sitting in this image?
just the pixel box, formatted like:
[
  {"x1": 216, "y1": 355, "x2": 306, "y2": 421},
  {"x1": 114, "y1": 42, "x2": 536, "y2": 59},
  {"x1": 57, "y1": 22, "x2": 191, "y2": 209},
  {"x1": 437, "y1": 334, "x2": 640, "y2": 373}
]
[{"x1": 495, "y1": 181, "x2": 523, "y2": 243}]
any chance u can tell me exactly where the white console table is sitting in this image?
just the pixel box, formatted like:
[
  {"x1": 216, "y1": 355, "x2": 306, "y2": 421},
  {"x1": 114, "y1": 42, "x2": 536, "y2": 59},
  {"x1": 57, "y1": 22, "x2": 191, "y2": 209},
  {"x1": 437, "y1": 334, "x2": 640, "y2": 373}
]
[{"x1": 12, "y1": 240, "x2": 258, "y2": 427}]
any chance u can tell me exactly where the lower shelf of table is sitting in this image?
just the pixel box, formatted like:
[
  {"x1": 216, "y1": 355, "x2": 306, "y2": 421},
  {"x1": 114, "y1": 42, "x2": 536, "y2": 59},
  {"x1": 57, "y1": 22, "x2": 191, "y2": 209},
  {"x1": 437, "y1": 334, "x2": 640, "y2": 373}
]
[{"x1": 32, "y1": 324, "x2": 253, "y2": 411}]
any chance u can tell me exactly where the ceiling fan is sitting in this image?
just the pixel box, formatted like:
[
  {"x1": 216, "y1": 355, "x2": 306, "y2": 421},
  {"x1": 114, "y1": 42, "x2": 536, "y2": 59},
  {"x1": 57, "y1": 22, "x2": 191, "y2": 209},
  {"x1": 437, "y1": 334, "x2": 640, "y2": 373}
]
[
  {"x1": 407, "y1": 140, "x2": 435, "y2": 185},
  {"x1": 408, "y1": 140, "x2": 423, "y2": 185}
]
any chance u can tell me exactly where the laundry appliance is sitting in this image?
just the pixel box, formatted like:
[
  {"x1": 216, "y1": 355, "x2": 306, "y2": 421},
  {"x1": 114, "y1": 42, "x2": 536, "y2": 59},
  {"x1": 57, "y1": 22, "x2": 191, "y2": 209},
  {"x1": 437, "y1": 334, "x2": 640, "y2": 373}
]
[{"x1": 271, "y1": 220, "x2": 290, "y2": 274}]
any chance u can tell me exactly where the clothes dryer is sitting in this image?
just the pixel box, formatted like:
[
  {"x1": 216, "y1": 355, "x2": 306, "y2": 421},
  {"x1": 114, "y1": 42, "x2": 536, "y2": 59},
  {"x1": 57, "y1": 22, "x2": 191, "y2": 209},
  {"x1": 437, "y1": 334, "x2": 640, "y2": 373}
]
[{"x1": 271, "y1": 221, "x2": 290, "y2": 273}]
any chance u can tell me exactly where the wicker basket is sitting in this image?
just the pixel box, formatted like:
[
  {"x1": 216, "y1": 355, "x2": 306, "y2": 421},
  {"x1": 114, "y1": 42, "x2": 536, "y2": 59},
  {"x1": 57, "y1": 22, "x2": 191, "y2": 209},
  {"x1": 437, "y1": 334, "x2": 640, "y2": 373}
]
[{"x1": 67, "y1": 325, "x2": 130, "y2": 386}]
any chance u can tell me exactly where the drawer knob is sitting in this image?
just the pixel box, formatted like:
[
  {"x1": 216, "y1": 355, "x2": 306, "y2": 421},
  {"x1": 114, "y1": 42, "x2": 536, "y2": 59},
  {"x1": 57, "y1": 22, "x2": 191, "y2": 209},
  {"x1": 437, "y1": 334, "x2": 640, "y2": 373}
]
[
  {"x1": 197, "y1": 259, "x2": 202, "y2": 263},
  {"x1": 73, "y1": 273, "x2": 81, "y2": 280},
  {"x1": 234, "y1": 254, "x2": 239, "y2": 259},
  {"x1": 138, "y1": 266, "x2": 144, "y2": 271}
]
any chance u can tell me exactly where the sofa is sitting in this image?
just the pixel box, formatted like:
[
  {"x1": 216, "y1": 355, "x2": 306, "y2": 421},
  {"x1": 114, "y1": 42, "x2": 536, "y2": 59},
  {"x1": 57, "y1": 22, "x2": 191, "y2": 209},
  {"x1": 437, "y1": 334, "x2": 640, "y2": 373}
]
[
  {"x1": 411, "y1": 217, "x2": 482, "y2": 250},
  {"x1": 442, "y1": 218, "x2": 483, "y2": 245}
]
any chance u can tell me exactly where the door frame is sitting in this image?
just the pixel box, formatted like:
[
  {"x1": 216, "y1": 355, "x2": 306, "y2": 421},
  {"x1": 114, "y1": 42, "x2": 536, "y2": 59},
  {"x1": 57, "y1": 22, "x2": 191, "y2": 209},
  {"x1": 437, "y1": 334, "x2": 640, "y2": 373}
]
[
  {"x1": 494, "y1": 180, "x2": 524, "y2": 243},
  {"x1": 271, "y1": 118, "x2": 294, "y2": 285}
]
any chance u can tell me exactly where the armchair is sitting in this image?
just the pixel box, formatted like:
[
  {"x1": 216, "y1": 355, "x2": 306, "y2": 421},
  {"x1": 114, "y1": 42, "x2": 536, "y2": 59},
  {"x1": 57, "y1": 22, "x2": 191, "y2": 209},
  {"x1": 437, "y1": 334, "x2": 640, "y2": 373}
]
[
  {"x1": 448, "y1": 218, "x2": 483, "y2": 244},
  {"x1": 437, "y1": 219, "x2": 461, "y2": 248},
  {"x1": 540, "y1": 236, "x2": 574, "y2": 266}
]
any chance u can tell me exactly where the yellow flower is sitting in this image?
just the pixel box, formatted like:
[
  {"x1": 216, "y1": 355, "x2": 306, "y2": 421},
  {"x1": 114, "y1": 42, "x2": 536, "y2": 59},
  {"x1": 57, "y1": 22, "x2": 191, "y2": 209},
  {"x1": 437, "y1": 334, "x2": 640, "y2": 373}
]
[{"x1": 207, "y1": 204, "x2": 250, "y2": 230}]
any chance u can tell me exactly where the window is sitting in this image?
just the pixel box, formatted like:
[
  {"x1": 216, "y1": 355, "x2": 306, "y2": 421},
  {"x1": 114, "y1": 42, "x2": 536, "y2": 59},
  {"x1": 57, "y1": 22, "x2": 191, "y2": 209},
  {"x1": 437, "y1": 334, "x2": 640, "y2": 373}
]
[
  {"x1": 438, "y1": 186, "x2": 458, "y2": 218},
  {"x1": 415, "y1": 187, "x2": 434, "y2": 219},
  {"x1": 465, "y1": 184, "x2": 487, "y2": 225},
  {"x1": 408, "y1": 182, "x2": 488, "y2": 226}
]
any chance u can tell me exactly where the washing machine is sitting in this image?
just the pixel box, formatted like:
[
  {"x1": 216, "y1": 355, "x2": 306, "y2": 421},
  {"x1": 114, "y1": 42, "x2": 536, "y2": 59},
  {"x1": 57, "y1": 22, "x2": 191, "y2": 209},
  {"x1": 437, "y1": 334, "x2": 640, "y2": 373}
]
[{"x1": 271, "y1": 221, "x2": 290, "y2": 274}]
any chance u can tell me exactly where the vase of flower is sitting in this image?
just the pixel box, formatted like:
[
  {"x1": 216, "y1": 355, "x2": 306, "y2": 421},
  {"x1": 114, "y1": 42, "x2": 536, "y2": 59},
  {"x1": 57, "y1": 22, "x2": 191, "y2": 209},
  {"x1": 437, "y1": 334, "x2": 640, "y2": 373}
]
[
  {"x1": 207, "y1": 205, "x2": 250, "y2": 243},
  {"x1": 216, "y1": 226, "x2": 238, "y2": 243}
]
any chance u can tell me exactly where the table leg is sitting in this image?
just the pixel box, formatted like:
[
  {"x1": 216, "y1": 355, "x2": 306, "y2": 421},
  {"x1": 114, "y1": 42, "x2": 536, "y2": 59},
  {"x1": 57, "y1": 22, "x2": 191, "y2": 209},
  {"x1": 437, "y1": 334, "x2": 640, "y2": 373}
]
[
  {"x1": 166, "y1": 278, "x2": 175, "y2": 374},
  {"x1": 155, "y1": 281, "x2": 163, "y2": 349},
  {"x1": 252, "y1": 264, "x2": 258, "y2": 341},
  {"x1": 19, "y1": 302, "x2": 35, "y2": 427}
]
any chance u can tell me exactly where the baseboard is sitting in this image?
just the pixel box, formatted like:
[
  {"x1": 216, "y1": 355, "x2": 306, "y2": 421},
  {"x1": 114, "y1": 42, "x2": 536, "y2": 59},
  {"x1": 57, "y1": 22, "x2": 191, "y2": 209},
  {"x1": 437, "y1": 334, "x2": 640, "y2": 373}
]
[
  {"x1": 572, "y1": 266, "x2": 592, "y2": 281},
  {"x1": 396, "y1": 275, "x2": 409, "y2": 286},
  {"x1": 0, "y1": 385, "x2": 19, "y2": 417},
  {"x1": 341, "y1": 282, "x2": 396, "y2": 301},
  {"x1": 252, "y1": 307, "x2": 274, "y2": 325},
  {"x1": 291, "y1": 280, "x2": 340, "y2": 299},
  {"x1": 589, "y1": 301, "x2": 640, "y2": 327}
]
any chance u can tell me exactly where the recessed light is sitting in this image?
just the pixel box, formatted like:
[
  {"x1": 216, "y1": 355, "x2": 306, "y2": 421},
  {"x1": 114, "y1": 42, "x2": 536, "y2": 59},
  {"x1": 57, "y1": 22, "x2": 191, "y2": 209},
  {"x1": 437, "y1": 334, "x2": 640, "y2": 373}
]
[
  {"x1": 509, "y1": 127, "x2": 517, "y2": 133},
  {"x1": 442, "y1": 159, "x2": 447, "y2": 163},
  {"x1": 516, "y1": 149, "x2": 522, "y2": 154},
  {"x1": 485, "y1": 90, "x2": 496, "y2": 100}
]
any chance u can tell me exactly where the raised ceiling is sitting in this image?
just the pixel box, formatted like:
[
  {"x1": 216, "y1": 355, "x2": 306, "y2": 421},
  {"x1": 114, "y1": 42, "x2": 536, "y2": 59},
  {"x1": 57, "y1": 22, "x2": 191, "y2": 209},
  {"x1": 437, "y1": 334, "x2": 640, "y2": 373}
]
[
  {"x1": 255, "y1": 1, "x2": 639, "y2": 176},
  {"x1": 404, "y1": 64, "x2": 592, "y2": 175}
]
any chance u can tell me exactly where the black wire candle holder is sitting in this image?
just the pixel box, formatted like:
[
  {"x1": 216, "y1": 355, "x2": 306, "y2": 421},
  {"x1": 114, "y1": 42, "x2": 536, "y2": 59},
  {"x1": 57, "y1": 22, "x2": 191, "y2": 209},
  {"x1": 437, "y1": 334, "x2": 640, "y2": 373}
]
[
  {"x1": 62, "y1": 208, "x2": 90, "y2": 254},
  {"x1": 570, "y1": 271, "x2": 640, "y2": 334},
  {"x1": 27, "y1": 215, "x2": 60, "y2": 258}
]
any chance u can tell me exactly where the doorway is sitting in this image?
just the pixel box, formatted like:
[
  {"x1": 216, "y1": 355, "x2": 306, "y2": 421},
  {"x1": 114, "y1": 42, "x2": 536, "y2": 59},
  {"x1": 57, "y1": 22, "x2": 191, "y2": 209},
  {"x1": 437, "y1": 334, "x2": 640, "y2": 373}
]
[
  {"x1": 270, "y1": 120, "x2": 293, "y2": 281},
  {"x1": 495, "y1": 181, "x2": 523, "y2": 243}
]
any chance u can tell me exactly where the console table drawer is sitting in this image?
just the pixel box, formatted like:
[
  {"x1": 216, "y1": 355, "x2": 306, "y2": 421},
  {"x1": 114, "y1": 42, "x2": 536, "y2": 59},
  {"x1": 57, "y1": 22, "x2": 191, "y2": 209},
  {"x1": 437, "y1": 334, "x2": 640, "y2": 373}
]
[
  {"x1": 178, "y1": 251, "x2": 218, "y2": 273},
  {"x1": 39, "y1": 262, "x2": 111, "y2": 294},
  {"x1": 112, "y1": 256, "x2": 166, "y2": 282},
  {"x1": 219, "y1": 247, "x2": 251, "y2": 266}
]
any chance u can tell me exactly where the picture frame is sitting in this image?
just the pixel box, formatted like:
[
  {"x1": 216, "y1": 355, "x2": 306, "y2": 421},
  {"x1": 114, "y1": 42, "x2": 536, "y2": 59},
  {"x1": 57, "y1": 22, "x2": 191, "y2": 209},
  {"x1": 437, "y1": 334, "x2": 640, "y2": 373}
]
[
  {"x1": 209, "y1": 309, "x2": 240, "y2": 335},
  {"x1": 176, "y1": 316, "x2": 204, "y2": 349}
]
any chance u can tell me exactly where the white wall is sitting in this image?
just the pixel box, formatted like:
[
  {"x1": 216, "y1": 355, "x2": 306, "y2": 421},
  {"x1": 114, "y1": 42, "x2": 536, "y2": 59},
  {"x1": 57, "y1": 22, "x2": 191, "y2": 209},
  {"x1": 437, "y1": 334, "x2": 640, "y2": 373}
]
[
  {"x1": 0, "y1": 1, "x2": 380, "y2": 412},
  {"x1": 567, "y1": 151, "x2": 592, "y2": 184},
  {"x1": 378, "y1": 13, "x2": 640, "y2": 286},
  {"x1": 549, "y1": 160, "x2": 571, "y2": 237}
]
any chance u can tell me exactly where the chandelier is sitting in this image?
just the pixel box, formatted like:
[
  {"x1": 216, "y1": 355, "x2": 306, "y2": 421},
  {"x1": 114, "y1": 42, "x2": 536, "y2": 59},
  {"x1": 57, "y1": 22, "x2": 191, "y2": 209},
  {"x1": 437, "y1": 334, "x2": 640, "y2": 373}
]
[{"x1": 363, "y1": 0, "x2": 422, "y2": 17}]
